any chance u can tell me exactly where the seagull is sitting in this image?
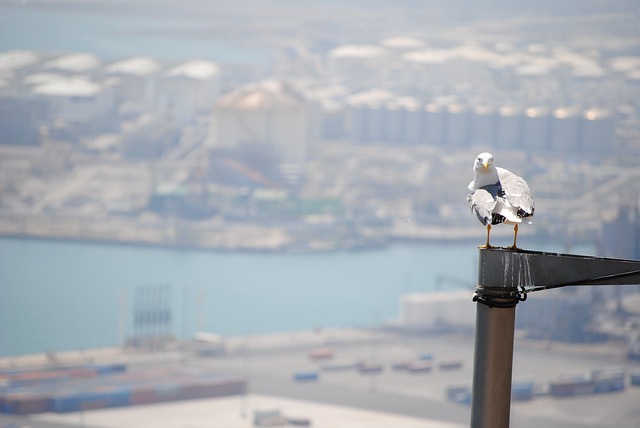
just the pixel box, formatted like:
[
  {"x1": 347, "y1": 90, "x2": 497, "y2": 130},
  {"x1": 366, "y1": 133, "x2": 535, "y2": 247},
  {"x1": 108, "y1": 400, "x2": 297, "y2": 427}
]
[{"x1": 467, "y1": 152, "x2": 535, "y2": 249}]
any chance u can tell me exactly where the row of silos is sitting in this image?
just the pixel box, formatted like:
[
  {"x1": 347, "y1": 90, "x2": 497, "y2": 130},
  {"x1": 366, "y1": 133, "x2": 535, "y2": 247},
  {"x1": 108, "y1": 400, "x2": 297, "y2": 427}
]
[
  {"x1": 341, "y1": 99, "x2": 615, "y2": 154},
  {"x1": 0, "y1": 50, "x2": 221, "y2": 129}
]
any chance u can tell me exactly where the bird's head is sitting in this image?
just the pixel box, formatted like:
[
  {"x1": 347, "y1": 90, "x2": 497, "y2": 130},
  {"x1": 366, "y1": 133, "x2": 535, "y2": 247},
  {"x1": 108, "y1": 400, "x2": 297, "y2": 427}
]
[{"x1": 474, "y1": 152, "x2": 495, "y2": 173}]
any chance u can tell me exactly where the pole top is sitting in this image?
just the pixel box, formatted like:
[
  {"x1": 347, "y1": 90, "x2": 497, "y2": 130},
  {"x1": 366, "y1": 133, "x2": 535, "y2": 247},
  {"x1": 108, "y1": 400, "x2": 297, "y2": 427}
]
[{"x1": 474, "y1": 248, "x2": 640, "y2": 308}]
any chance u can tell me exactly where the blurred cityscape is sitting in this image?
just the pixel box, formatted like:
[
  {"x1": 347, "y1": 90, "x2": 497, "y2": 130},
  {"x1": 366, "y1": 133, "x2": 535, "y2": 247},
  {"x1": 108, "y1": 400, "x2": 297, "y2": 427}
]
[
  {"x1": 0, "y1": 0, "x2": 639, "y2": 254},
  {"x1": 2, "y1": 0, "x2": 640, "y2": 427}
]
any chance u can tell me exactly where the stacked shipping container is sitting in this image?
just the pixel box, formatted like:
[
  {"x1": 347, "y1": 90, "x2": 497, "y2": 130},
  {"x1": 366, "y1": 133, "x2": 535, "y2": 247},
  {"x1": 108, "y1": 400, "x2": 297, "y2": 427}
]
[{"x1": 0, "y1": 364, "x2": 246, "y2": 415}]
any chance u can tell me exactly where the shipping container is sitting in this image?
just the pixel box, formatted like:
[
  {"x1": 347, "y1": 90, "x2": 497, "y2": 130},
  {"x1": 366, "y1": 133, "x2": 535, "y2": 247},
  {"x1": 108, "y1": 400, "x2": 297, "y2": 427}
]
[
  {"x1": 592, "y1": 367, "x2": 625, "y2": 393},
  {"x1": 549, "y1": 372, "x2": 595, "y2": 397},
  {"x1": 320, "y1": 360, "x2": 361, "y2": 371},
  {"x1": 1, "y1": 392, "x2": 51, "y2": 415},
  {"x1": 1, "y1": 368, "x2": 245, "y2": 414},
  {"x1": 287, "y1": 416, "x2": 312, "y2": 426},
  {"x1": 446, "y1": 385, "x2": 472, "y2": 405},
  {"x1": 254, "y1": 408, "x2": 286, "y2": 427},
  {"x1": 407, "y1": 361, "x2": 432, "y2": 373},
  {"x1": 438, "y1": 360, "x2": 463, "y2": 370},
  {"x1": 308, "y1": 348, "x2": 334, "y2": 360},
  {"x1": 358, "y1": 363, "x2": 383, "y2": 374},
  {"x1": 391, "y1": 360, "x2": 413, "y2": 370},
  {"x1": 512, "y1": 379, "x2": 534, "y2": 401},
  {"x1": 292, "y1": 371, "x2": 319, "y2": 382}
]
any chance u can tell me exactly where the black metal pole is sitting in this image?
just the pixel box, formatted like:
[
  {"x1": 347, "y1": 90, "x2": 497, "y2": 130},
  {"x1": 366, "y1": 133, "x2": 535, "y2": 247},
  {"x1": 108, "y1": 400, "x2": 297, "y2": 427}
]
[
  {"x1": 470, "y1": 300, "x2": 516, "y2": 428},
  {"x1": 470, "y1": 247, "x2": 640, "y2": 428},
  {"x1": 471, "y1": 248, "x2": 523, "y2": 428}
]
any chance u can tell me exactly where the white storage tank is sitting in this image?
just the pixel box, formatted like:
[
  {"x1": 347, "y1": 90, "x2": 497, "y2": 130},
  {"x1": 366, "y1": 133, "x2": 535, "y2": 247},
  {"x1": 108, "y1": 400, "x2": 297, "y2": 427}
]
[
  {"x1": 44, "y1": 53, "x2": 101, "y2": 74},
  {"x1": 496, "y1": 105, "x2": 522, "y2": 150},
  {"x1": 384, "y1": 101, "x2": 404, "y2": 144},
  {"x1": 105, "y1": 56, "x2": 161, "y2": 110},
  {"x1": 344, "y1": 89, "x2": 394, "y2": 144},
  {"x1": 470, "y1": 105, "x2": 496, "y2": 148},
  {"x1": 424, "y1": 103, "x2": 446, "y2": 146},
  {"x1": 346, "y1": 100, "x2": 368, "y2": 143},
  {"x1": 446, "y1": 104, "x2": 470, "y2": 148},
  {"x1": 550, "y1": 107, "x2": 580, "y2": 153},
  {"x1": 365, "y1": 101, "x2": 385, "y2": 143},
  {"x1": 522, "y1": 107, "x2": 551, "y2": 152},
  {"x1": 624, "y1": 69, "x2": 640, "y2": 101},
  {"x1": 581, "y1": 108, "x2": 615, "y2": 154},
  {"x1": 159, "y1": 59, "x2": 221, "y2": 125},
  {"x1": 400, "y1": 49, "x2": 451, "y2": 89},
  {"x1": 398, "y1": 291, "x2": 476, "y2": 331},
  {"x1": 403, "y1": 100, "x2": 424, "y2": 145},
  {"x1": 210, "y1": 80, "x2": 310, "y2": 166},
  {"x1": 328, "y1": 44, "x2": 386, "y2": 89},
  {"x1": 31, "y1": 75, "x2": 113, "y2": 122},
  {"x1": 384, "y1": 96, "x2": 422, "y2": 145}
]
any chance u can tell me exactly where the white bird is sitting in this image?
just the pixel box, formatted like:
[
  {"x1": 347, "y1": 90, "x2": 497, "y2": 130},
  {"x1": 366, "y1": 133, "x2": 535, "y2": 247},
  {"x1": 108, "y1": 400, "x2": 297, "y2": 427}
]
[{"x1": 467, "y1": 152, "x2": 535, "y2": 249}]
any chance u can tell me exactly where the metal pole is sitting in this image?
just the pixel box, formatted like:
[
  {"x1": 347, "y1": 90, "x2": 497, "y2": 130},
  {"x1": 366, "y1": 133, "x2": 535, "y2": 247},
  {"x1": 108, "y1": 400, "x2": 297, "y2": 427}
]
[
  {"x1": 470, "y1": 247, "x2": 640, "y2": 428},
  {"x1": 470, "y1": 301, "x2": 516, "y2": 428}
]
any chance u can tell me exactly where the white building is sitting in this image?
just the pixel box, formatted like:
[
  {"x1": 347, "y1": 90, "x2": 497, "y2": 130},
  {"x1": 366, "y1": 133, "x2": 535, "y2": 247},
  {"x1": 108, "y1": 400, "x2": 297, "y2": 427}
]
[
  {"x1": 44, "y1": 53, "x2": 101, "y2": 74},
  {"x1": 209, "y1": 80, "x2": 310, "y2": 168},
  {"x1": 395, "y1": 291, "x2": 475, "y2": 331},
  {"x1": 328, "y1": 44, "x2": 386, "y2": 89},
  {"x1": 159, "y1": 59, "x2": 221, "y2": 125},
  {"x1": 30, "y1": 75, "x2": 113, "y2": 123},
  {"x1": 105, "y1": 56, "x2": 161, "y2": 111}
]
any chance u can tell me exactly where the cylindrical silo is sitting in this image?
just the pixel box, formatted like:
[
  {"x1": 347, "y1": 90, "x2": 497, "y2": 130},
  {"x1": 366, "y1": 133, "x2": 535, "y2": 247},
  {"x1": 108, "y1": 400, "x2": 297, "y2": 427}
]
[
  {"x1": 346, "y1": 101, "x2": 367, "y2": 143},
  {"x1": 550, "y1": 107, "x2": 580, "y2": 153},
  {"x1": 496, "y1": 106, "x2": 522, "y2": 150},
  {"x1": 446, "y1": 104, "x2": 470, "y2": 148},
  {"x1": 384, "y1": 101, "x2": 403, "y2": 144},
  {"x1": 424, "y1": 103, "x2": 446, "y2": 146},
  {"x1": 470, "y1": 105, "x2": 496, "y2": 149},
  {"x1": 522, "y1": 107, "x2": 550, "y2": 152},
  {"x1": 581, "y1": 108, "x2": 615, "y2": 154},
  {"x1": 404, "y1": 102, "x2": 424, "y2": 145},
  {"x1": 624, "y1": 69, "x2": 640, "y2": 100},
  {"x1": 365, "y1": 102, "x2": 385, "y2": 144},
  {"x1": 320, "y1": 101, "x2": 345, "y2": 140}
]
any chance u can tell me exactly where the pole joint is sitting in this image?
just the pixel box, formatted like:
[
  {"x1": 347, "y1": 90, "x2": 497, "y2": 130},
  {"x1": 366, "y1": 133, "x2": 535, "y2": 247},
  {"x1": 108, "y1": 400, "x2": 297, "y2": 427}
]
[{"x1": 472, "y1": 285, "x2": 527, "y2": 308}]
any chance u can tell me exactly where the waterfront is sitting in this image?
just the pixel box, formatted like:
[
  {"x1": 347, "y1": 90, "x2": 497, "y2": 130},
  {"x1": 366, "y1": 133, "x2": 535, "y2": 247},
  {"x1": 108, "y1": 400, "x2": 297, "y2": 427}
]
[
  {"x1": 0, "y1": 237, "x2": 468, "y2": 356},
  {"x1": 0, "y1": 237, "x2": 589, "y2": 357}
]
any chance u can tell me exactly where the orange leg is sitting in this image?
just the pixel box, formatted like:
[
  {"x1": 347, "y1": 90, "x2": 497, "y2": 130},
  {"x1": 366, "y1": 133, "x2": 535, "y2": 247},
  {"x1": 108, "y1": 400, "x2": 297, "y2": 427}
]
[
  {"x1": 479, "y1": 224, "x2": 492, "y2": 249},
  {"x1": 507, "y1": 224, "x2": 519, "y2": 250}
]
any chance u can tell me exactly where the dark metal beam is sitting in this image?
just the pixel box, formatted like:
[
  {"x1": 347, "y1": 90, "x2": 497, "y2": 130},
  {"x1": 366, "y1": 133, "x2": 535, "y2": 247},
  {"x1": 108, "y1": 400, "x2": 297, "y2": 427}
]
[{"x1": 478, "y1": 248, "x2": 640, "y2": 291}]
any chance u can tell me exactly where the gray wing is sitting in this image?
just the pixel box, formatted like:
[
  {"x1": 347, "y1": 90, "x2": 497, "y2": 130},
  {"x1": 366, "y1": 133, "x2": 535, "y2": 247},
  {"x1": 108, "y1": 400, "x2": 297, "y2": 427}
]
[
  {"x1": 467, "y1": 188, "x2": 496, "y2": 226},
  {"x1": 496, "y1": 167, "x2": 534, "y2": 215}
]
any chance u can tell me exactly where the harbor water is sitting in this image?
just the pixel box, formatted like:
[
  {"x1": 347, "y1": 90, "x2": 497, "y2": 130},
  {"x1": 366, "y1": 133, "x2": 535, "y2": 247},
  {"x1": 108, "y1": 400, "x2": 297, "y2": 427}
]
[{"x1": 0, "y1": 237, "x2": 591, "y2": 357}]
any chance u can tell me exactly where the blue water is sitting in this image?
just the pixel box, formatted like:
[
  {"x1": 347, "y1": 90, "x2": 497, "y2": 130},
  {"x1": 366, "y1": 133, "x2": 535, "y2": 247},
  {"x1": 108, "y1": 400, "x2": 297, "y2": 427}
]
[
  {"x1": 0, "y1": 238, "x2": 482, "y2": 356},
  {"x1": 0, "y1": 237, "x2": 594, "y2": 357},
  {"x1": 0, "y1": 5, "x2": 266, "y2": 62}
]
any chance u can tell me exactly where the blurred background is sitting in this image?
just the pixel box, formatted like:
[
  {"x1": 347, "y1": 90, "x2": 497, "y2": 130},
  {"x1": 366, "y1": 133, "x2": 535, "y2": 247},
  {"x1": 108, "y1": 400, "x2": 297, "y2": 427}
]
[{"x1": 0, "y1": 0, "x2": 640, "y2": 427}]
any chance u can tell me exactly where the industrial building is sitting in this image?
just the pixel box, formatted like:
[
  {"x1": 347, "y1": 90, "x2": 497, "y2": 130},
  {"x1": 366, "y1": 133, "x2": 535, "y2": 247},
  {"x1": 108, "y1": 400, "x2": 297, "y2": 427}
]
[
  {"x1": 209, "y1": 80, "x2": 311, "y2": 178},
  {"x1": 393, "y1": 291, "x2": 476, "y2": 332},
  {"x1": 158, "y1": 59, "x2": 221, "y2": 125},
  {"x1": 104, "y1": 56, "x2": 161, "y2": 111}
]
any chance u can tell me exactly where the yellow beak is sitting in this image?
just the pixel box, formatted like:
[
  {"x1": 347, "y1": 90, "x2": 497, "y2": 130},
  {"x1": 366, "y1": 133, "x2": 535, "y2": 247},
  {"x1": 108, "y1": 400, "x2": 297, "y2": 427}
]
[{"x1": 482, "y1": 162, "x2": 489, "y2": 170}]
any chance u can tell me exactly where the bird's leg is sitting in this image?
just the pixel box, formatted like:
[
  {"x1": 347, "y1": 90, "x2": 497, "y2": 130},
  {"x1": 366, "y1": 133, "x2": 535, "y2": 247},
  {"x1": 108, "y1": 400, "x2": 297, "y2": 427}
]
[
  {"x1": 507, "y1": 224, "x2": 520, "y2": 250},
  {"x1": 479, "y1": 224, "x2": 493, "y2": 249}
]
